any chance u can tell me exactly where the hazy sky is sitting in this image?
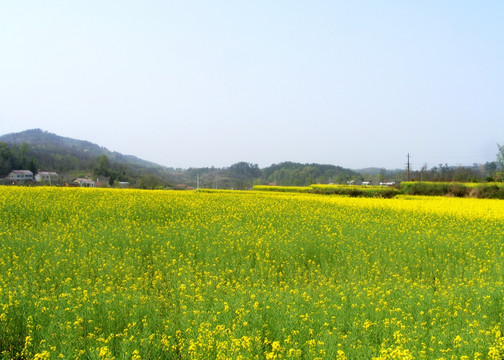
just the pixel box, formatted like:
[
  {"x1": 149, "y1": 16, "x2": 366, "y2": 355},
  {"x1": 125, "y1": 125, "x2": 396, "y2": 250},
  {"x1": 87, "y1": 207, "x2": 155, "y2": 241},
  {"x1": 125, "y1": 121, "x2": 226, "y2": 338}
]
[{"x1": 1, "y1": 1, "x2": 503, "y2": 170}]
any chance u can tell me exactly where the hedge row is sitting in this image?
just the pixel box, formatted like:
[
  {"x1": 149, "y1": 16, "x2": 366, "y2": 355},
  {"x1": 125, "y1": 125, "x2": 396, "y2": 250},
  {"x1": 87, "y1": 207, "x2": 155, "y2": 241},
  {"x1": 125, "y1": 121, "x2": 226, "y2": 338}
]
[
  {"x1": 253, "y1": 185, "x2": 399, "y2": 198},
  {"x1": 400, "y1": 182, "x2": 504, "y2": 199}
]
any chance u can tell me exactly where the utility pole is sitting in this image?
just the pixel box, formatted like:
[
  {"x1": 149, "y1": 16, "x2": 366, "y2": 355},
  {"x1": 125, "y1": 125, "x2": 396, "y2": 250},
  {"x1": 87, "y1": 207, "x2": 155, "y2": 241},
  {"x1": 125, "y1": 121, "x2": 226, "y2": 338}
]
[
  {"x1": 406, "y1": 153, "x2": 411, "y2": 181},
  {"x1": 197, "y1": 174, "x2": 200, "y2": 192}
]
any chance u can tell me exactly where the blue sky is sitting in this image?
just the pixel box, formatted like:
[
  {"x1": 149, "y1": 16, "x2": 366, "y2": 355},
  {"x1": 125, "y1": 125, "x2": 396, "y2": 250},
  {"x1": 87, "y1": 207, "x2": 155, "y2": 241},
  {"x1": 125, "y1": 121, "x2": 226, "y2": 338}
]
[{"x1": 1, "y1": 1, "x2": 503, "y2": 170}]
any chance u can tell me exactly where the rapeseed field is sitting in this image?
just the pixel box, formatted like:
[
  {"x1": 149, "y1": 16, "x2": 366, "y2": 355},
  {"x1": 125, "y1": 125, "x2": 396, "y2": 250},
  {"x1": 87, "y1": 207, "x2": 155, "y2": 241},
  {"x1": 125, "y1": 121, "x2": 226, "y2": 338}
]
[{"x1": 0, "y1": 187, "x2": 503, "y2": 359}]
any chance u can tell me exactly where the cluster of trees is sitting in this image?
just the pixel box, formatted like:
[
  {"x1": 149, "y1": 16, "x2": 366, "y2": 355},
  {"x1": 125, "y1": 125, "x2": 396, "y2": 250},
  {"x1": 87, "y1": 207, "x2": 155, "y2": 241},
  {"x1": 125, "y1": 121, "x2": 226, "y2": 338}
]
[
  {"x1": 260, "y1": 162, "x2": 359, "y2": 186},
  {"x1": 0, "y1": 142, "x2": 39, "y2": 176},
  {"x1": 404, "y1": 145, "x2": 504, "y2": 183},
  {"x1": 94, "y1": 154, "x2": 131, "y2": 186},
  {"x1": 184, "y1": 162, "x2": 262, "y2": 189},
  {"x1": 408, "y1": 162, "x2": 501, "y2": 183},
  {"x1": 179, "y1": 162, "x2": 368, "y2": 189}
]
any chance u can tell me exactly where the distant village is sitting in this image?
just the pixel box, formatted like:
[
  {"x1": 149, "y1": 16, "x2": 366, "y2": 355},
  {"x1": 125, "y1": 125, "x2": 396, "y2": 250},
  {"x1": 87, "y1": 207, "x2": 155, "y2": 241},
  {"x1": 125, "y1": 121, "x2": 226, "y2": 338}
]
[
  {"x1": 1, "y1": 170, "x2": 130, "y2": 188},
  {"x1": 2, "y1": 168, "x2": 399, "y2": 189}
]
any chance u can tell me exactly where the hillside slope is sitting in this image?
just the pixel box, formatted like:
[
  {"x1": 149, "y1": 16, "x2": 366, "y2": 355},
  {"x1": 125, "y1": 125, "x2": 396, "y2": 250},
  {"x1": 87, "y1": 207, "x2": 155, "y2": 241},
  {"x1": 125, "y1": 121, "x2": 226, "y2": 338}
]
[{"x1": 0, "y1": 129, "x2": 161, "y2": 169}]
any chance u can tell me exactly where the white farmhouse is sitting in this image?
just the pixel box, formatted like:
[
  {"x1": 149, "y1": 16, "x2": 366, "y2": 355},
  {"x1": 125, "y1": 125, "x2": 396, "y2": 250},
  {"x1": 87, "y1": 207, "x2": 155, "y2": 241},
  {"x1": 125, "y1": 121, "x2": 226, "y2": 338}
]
[
  {"x1": 35, "y1": 171, "x2": 58, "y2": 183},
  {"x1": 7, "y1": 170, "x2": 34, "y2": 182},
  {"x1": 72, "y1": 178, "x2": 95, "y2": 187}
]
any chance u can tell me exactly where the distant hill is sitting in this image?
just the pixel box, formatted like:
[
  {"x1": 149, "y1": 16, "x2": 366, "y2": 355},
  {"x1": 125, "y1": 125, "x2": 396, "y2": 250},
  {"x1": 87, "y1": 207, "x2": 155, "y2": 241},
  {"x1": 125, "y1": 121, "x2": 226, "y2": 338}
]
[
  {"x1": 260, "y1": 161, "x2": 361, "y2": 186},
  {"x1": 0, "y1": 128, "x2": 161, "y2": 169},
  {"x1": 0, "y1": 129, "x2": 178, "y2": 186}
]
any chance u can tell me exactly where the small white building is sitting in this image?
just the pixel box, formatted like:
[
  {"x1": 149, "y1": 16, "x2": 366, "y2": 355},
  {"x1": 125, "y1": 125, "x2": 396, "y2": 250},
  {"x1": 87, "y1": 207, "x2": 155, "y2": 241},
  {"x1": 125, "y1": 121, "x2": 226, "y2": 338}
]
[
  {"x1": 8, "y1": 170, "x2": 34, "y2": 182},
  {"x1": 73, "y1": 178, "x2": 95, "y2": 187},
  {"x1": 379, "y1": 181, "x2": 396, "y2": 187},
  {"x1": 118, "y1": 182, "x2": 130, "y2": 188},
  {"x1": 35, "y1": 171, "x2": 58, "y2": 183}
]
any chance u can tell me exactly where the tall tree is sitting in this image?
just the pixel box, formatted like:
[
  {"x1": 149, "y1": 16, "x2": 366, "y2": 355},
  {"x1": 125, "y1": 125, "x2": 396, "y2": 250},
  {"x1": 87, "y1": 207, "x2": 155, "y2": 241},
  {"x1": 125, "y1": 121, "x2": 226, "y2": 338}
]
[
  {"x1": 0, "y1": 142, "x2": 14, "y2": 176},
  {"x1": 28, "y1": 158, "x2": 38, "y2": 174},
  {"x1": 484, "y1": 161, "x2": 497, "y2": 180},
  {"x1": 497, "y1": 144, "x2": 504, "y2": 180},
  {"x1": 95, "y1": 155, "x2": 110, "y2": 176}
]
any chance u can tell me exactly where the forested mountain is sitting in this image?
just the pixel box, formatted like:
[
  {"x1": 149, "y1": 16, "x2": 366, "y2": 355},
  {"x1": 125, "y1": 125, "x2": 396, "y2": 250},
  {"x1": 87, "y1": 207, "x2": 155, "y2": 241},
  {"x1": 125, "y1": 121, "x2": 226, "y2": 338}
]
[
  {"x1": 0, "y1": 129, "x2": 174, "y2": 186},
  {"x1": 0, "y1": 129, "x2": 160, "y2": 170}
]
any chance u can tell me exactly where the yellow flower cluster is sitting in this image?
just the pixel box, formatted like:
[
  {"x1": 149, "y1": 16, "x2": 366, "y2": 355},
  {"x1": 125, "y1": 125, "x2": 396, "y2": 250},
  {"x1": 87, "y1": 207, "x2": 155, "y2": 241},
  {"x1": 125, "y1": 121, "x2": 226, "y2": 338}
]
[{"x1": 0, "y1": 187, "x2": 503, "y2": 358}]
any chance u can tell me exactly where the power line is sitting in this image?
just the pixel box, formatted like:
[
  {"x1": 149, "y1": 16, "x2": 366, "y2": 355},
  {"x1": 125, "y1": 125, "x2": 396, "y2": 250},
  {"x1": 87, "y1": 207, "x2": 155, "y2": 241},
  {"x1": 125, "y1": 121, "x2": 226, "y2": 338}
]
[{"x1": 414, "y1": 154, "x2": 494, "y2": 159}]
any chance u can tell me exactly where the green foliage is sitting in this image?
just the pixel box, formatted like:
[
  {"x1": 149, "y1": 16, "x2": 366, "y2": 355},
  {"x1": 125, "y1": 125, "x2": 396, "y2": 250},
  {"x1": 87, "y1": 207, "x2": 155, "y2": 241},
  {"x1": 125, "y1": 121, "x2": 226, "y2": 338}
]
[
  {"x1": 0, "y1": 142, "x2": 15, "y2": 176},
  {"x1": 407, "y1": 163, "x2": 493, "y2": 182},
  {"x1": 95, "y1": 154, "x2": 110, "y2": 176},
  {"x1": 0, "y1": 142, "x2": 39, "y2": 177}
]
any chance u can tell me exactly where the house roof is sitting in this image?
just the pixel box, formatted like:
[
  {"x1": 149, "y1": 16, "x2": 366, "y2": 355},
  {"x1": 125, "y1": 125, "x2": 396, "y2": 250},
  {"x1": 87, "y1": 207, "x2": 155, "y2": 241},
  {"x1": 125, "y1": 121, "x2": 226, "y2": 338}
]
[
  {"x1": 10, "y1": 170, "x2": 33, "y2": 175},
  {"x1": 37, "y1": 171, "x2": 58, "y2": 176},
  {"x1": 73, "y1": 178, "x2": 94, "y2": 182}
]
